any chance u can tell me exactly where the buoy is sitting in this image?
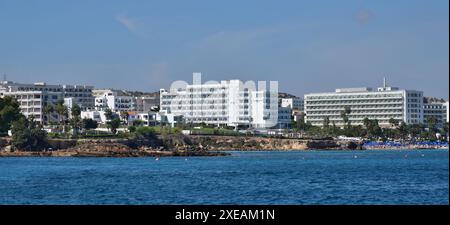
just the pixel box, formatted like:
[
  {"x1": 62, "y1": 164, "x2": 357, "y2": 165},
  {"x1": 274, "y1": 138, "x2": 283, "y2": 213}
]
[
  {"x1": 155, "y1": 157, "x2": 160, "y2": 161},
  {"x1": 354, "y1": 155, "x2": 358, "y2": 159}
]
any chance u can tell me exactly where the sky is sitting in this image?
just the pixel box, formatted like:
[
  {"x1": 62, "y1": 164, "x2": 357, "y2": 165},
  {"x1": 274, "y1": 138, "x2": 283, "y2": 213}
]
[{"x1": 0, "y1": 0, "x2": 448, "y2": 98}]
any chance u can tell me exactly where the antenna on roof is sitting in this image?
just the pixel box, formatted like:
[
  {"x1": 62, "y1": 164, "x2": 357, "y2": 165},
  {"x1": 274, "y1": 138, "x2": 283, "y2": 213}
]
[{"x1": 383, "y1": 77, "x2": 387, "y2": 88}]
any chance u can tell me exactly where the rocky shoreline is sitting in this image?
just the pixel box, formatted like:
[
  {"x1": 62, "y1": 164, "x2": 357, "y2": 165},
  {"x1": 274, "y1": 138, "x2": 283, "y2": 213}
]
[
  {"x1": 0, "y1": 149, "x2": 228, "y2": 157},
  {"x1": 0, "y1": 134, "x2": 362, "y2": 157},
  {"x1": 1, "y1": 135, "x2": 446, "y2": 157}
]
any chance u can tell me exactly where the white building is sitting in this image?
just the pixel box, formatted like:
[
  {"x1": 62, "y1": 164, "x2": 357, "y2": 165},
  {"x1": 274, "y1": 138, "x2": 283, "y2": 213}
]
[
  {"x1": 446, "y1": 101, "x2": 449, "y2": 123},
  {"x1": 81, "y1": 110, "x2": 108, "y2": 124},
  {"x1": 160, "y1": 73, "x2": 279, "y2": 129},
  {"x1": 280, "y1": 97, "x2": 304, "y2": 111},
  {"x1": 135, "y1": 95, "x2": 160, "y2": 113},
  {"x1": 275, "y1": 107, "x2": 292, "y2": 129},
  {"x1": 93, "y1": 89, "x2": 135, "y2": 113},
  {"x1": 304, "y1": 79, "x2": 424, "y2": 127},
  {"x1": 423, "y1": 97, "x2": 448, "y2": 128},
  {"x1": 0, "y1": 81, "x2": 94, "y2": 123},
  {"x1": 127, "y1": 111, "x2": 184, "y2": 127}
]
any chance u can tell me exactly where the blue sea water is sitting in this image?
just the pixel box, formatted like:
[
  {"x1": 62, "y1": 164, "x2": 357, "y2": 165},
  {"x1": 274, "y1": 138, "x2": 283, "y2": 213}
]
[{"x1": 0, "y1": 150, "x2": 448, "y2": 205}]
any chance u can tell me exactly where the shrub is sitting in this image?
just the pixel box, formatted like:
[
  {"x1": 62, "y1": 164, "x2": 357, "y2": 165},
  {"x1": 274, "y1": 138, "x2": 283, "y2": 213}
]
[{"x1": 11, "y1": 117, "x2": 48, "y2": 151}]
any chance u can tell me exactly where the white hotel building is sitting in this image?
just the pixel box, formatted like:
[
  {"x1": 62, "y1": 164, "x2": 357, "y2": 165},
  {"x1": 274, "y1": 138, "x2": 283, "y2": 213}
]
[
  {"x1": 304, "y1": 80, "x2": 424, "y2": 127},
  {"x1": 160, "y1": 73, "x2": 279, "y2": 129},
  {"x1": 0, "y1": 81, "x2": 94, "y2": 123},
  {"x1": 423, "y1": 97, "x2": 448, "y2": 128},
  {"x1": 93, "y1": 89, "x2": 135, "y2": 113}
]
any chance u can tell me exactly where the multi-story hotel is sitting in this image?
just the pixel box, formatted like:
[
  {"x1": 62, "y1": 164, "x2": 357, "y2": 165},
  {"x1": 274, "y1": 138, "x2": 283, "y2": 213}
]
[
  {"x1": 0, "y1": 80, "x2": 94, "y2": 123},
  {"x1": 93, "y1": 89, "x2": 136, "y2": 113},
  {"x1": 304, "y1": 79, "x2": 424, "y2": 127},
  {"x1": 160, "y1": 73, "x2": 279, "y2": 129},
  {"x1": 423, "y1": 97, "x2": 448, "y2": 128}
]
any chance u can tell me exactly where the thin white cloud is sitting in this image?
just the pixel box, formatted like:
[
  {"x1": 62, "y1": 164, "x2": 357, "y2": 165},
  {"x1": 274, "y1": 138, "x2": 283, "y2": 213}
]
[
  {"x1": 191, "y1": 24, "x2": 301, "y2": 52},
  {"x1": 115, "y1": 14, "x2": 138, "y2": 32}
]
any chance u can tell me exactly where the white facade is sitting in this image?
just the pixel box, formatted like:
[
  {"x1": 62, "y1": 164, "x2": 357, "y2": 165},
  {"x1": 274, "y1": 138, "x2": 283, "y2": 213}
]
[
  {"x1": 0, "y1": 81, "x2": 94, "y2": 123},
  {"x1": 280, "y1": 97, "x2": 304, "y2": 111},
  {"x1": 135, "y1": 95, "x2": 160, "y2": 113},
  {"x1": 304, "y1": 82, "x2": 424, "y2": 127},
  {"x1": 128, "y1": 111, "x2": 183, "y2": 127},
  {"x1": 93, "y1": 89, "x2": 135, "y2": 113},
  {"x1": 81, "y1": 110, "x2": 110, "y2": 124},
  {"x1": 447, "y1": 101, "x2": 449, "y2": 123},
  {"x1": 423, "y1": 97, "x2": 448, "y2": 128},
  {"x1": 275, "y1": 107, "x2": 292, "y2": 129},
  {"x1": 160, "y1": 73, "x2": 278, "y2": 129}
]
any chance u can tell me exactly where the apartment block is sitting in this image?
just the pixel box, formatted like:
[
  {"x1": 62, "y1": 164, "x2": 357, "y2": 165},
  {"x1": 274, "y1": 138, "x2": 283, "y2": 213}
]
[
  {"x1": 160, "y1": 73, "x2": 279, "y2": 129},
  {"x1": 0, "y1": 81, "x2": 94, "y2": 123},
  {"x1": 423, "y1": 97, "x2": 448, "y2": 128},
  {"x1": 304, "y1": 79, "x2": 424, "y2": 127},
  {"x1": 93, "y1": 89, "x2": 135, "y2": 113}
]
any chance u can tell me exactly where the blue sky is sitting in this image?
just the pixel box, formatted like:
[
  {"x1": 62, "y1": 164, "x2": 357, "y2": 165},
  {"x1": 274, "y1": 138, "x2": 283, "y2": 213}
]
[{"x1": 0, "y1": 0, "x2": 448, "y2": 98}]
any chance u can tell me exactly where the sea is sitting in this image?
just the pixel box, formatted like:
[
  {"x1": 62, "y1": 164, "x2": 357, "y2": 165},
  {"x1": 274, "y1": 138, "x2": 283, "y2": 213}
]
[{"x1": 0, "y1": 150, "x2": 448, "y2": 205}]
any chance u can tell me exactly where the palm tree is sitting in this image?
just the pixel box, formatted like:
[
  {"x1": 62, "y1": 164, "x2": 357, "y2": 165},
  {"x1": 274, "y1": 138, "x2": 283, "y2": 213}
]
[
  {"x1": 71, "y1": 104, "x2": 81, "y2": 118},
  {"x1": 389, "y1": 118, "x2": 399, "y2": 128},
  {"x1": 43, "y1": 105, "x2": 54, "y2": 125},
  {"x1": 55, "y1": 101, "x2": 68, "y2": 133},
  {"x1": 70, "y1": 104, "x2": 81, "y2": 135},
  {"x1": 340, "y1": 106, "x2": 351, "y2": 128},
  {"x1": 322, "y1": 116, "x2": 330, "y2": 129},
  {"x1": 297, "y1": 112, "x2": 306, "y2": 132},
  {"x1": 363, "y1": 117, "x2": 371, "y2": 129}
]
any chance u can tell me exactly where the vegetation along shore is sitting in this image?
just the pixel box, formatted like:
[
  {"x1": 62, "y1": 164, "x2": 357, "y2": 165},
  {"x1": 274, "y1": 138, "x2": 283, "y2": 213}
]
[{"x1": 0, "y1": 96, "x2": 448, "y2": 157}]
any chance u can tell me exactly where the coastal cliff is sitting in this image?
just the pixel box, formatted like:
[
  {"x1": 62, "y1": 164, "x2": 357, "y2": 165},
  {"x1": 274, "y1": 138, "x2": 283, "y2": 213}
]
[
  {"x1": 0, "y1": 135, "x2": 363, "y2": 157},
  {"x1": 0, "y1": 135, "x2": 228, "y2": 157},
  {"x1": 189, "y1": 135, "x2": 360, "y2": 151}
]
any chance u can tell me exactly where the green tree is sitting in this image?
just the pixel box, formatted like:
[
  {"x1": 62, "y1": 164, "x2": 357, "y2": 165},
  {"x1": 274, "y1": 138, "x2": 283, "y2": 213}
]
[
  {"x1": 11, "y1": 117, "x2": 48, "y2": 151},
  {"x1": 0, "y1": 96, "x2": 23, "y2": 136},
  {"x1": 81, "y1": 118, "x2": 98, "y2": 130},
  {"x1": 389, "y1": 118, "x2": 399, "y2": 128},
  {"x1": 107, "y1": 118, "x2": 121, "y2": 134},
  {"x1": 322, "y1": 116, "x2": 330, "y2": 129},
  {"x1": 43, "y1": 104, "x2": 54, "y2": 125},
  {"x1": 398, "y1": 121, "x2": 408, "y2": 140},
  {"x1": 128, "y1": 125, "x2": 137, "y2": 133},
  {"x1": 442, "y1": 122, "x2": 449, "y2": 139},
  {"x1": 363, "y1": 117, "x2": 371, "y2": 130},
  {"x1": 104, "y1": 108, "x2": 114, "y2": 121},
  {"x1": 132, "y1": 119, "x2": 144, "y2": 127},
  {"x1": 71, "y1": 104, "x2": 81, "y2": 118},
  {"x1": 55, "y1": 101, "x2": 68, "y2": 133},
  {"x1": 296, "y1": 112, "x2": 307, "y2": 132},
  {"x1": 70, "y1": 104, "x2": 82, "y2": 135},
  {"x1": 426, "y1": 117, "x2": 438, "y2": 132},
  {"x1": 340, "y1": 106, "x2": 352, "y2": 129}
]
